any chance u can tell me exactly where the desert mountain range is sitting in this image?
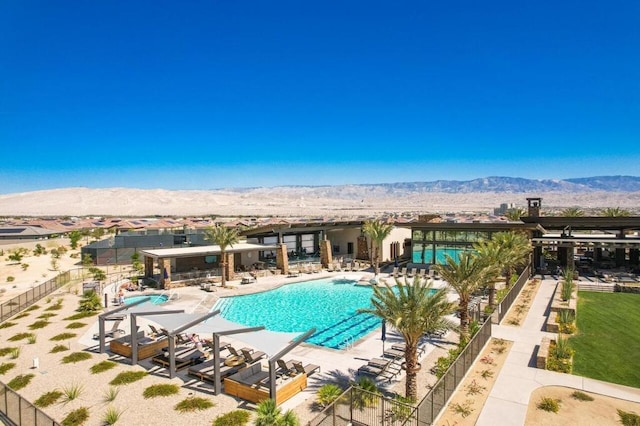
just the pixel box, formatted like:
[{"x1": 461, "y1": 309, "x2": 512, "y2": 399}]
[{"x1": 1, "y1": 176, "x2": 639, "y2": 217}]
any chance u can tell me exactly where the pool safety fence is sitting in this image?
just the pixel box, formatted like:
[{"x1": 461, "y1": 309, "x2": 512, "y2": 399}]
[
  {"x1": 496, "y1": 263, "x2": 532, "y2": 324},
  {"x1": 307, "y1": 319, "x2": 492, "y2": 426},
  {"x1": 0, "y1": 380, "x2": 60, "y2": 426}
]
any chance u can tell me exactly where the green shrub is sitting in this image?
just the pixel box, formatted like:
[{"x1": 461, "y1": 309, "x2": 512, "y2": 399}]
[
  {"x1": 316, "y1": 383, "x2": 343, "y2": 408},
  {"x1": 103, "y1": 387, "x2": 119, "y2": 403},
  {"x1": 61, "y1": 407, "x2": 89, "y2": 426},
  {"x1": 537, "y1": 397, "x2": 560, "y2": 413},
  {"x1": 561, "y1": 279, "x2": 574, "y2": 302},
  {"x1": 450, "y1": 400, "x2": 474, "y2": 418},
  {"x1": 8, "y1": 332, "x2": 35, "y2": 342},
  {"x1": 0, "y1": 322, "x2": 17, "y2": 329},
  {"x1": 213, "y1": 410, "x2": 250, "y2": 426},
  {"x1": 66, "y1": 322, "x2": 87, "y2": 329},
  {"x1": 7, "y1": 374, "x2": 35, "y2": 390},
  {"x1": 45, "y1": 300, "x2": 64, "y2": 311},
  {"x1": 61, "y1": 352, "x2": 92, "y2": 364},
  {"x1": 50, "y1": 344, "x2": 69, "y2": 353},
  {"x1": 64, "y1": 312, "x2": 98, "y2": 320},
  {"x1": 109, "y1": 371, "x2": 147, "y2": 386},
  {"x1": 174, "y1": 396, "x2": 215, "y2": 413},
  {"x1": 102, "y1": 406, "x2": 123, "y2": 425},
  {"x1": 50, "y1": 332, "x2": 77, "y2": 341},
  {"x1": 143, "y1": 383, "x2": 180, "y2": 398},
  {"x1": 617, "y1": 409, "x2": 640, "y2": 426},
  {"x1": 62, "y1": 383, "x2": 84, "y2": 402},
  {"x1": 0, "y1": 362, "x2": 16, "y2": 375},
  {"x1": 571, "y1": 390, "x2": 594, "y2": 401},
  {"x1": 27, "y1": 334, "x2": 37, "y2": 344},
  {"x1": 0, "y1": 347, "x2": 17, "y2": 356},
  {"x1": 25, "y1": 304, "x2": 41, "y2": 312},
  {"x1": 90, "y1": 360, "x2": 117, "y2": 374},
  {"x1": 551, "y1": 335, "x2": 574, "y2": 360},
  {"x1": 77, "y1": 290, "x2": 102, "y2": 312},
  {"x1": 34, "y1": 390, "x2": 64, "y2": 408},
  {"x1": 28, "y1": 320, "x2": 50, "y2": 330},
  {"x1": 13, "y1": 312, "x2": 29, "y2": 320},
  {"x1": 9, "y1": 348, "x2": 20, "y2": 359},
  {"x1": 37, "y1": 313, "x2": 57, "y2": 319},
  {"x1": 352, "y1": 377, "x2": 380, "y2": 409},
  {"x1": 6, "y1": 276, "x2": 15, "y2": 282}
]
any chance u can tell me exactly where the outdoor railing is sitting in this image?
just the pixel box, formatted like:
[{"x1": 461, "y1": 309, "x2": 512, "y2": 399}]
[
  {"x1": 308, "y1": 319, "x2": 493, "y2": 426},
  {"x1": 0, "y1": 271, "x2": 72, "y2": 323},
  {"x1": 0, "y1": 382, "x2": 60, "y2": 426},
  {"x1": 497, "y1": 263, "x2": 532, "y2": 323}
]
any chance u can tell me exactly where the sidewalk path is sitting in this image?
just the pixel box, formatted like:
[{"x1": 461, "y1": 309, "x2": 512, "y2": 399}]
[{"x1": 476, "y1": 278, "x2": 640, "y2": 425}]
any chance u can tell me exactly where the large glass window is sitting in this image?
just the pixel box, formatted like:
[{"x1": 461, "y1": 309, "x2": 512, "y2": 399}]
[{"x1": 300, "y1": 234, "x2": 315, "y2": 255}]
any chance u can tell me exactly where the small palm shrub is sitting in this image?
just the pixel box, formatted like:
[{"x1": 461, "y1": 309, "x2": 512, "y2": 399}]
[
  {"x1": 143, "y1": 383, "x2": 179, "y2": 398},
  {"x1": 7, "y1": 374, "x2": 35, "y2": 390},
  {"x1": 102, "y1": 406, "x2": 123, "y2": 425},
  {"x1": 254, "y1": 398, "x2": 298, "y2": 425},
  {"x1": 0, "y1": 362, "x2": 16, "y2": 375},
  {"x1": 352, "y1": 377, "x2": 380, "y2": 409},
  {"x1": 90, "y1": 360, "x2": 117, "y2": 374},
  {"x1": 62, "y1": 352, "x2": 92, "y2": 364},
  {"x1": 77, "y1": 290, "x2": 102, "y2": 312},
  {"x1": 34, "y1": 390, "x2": 64, "y2": 408},
  {"x1": 174, "y1": 396, "x2": 215, "y2": 413},
  {"x1": 316, "y1": 383, "x2": 343, "y2": 408},
  {"x1": 537, "y1": 397, "x2": 560, "y2": 413},
  {"x1": 61, "y1": 407, "x2": 89, "y2": 426},
  {"x1": 109, "y1": 371, "x2": 147, "y2": 386},
  {"x1": 212, "y1": 410, "x2": 250, "y2": 426}
]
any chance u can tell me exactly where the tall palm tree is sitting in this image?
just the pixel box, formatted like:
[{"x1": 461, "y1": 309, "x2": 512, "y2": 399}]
[
  {"x1": 600, "y1": 207, "x2": 631, "y2": 217},
  {"x1": 204, "y1": 224, "x2": 240, "y2": 288},
  {"x1": 358, "y1": 277, "x2": 456, "y2": 399},
  {"x1": 491, "y1": 231, "x2": 531, "y2": 288},
  {"x1": 504, "y1": 207, "x2": 526, "y2": 221},
  {"x1": 472, "y1": 239, "x2": 502, "y2": 308},
  {"x1": 362, "y1": 219, "x2": 394, "y2": 275},
  {"x1": 434, "y1": 252, "x2": 497, "y2": 343},
  {"x1": 561, "y1": 206, "x2": 584, "y2": 217}
]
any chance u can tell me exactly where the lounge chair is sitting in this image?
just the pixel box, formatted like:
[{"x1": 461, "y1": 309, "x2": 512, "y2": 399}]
[
  {"x1": 399, "y1": 267, "x2": 407, "y2": 276},
  {"x1": 408, "y1": 268, "x2": 417, "y2": 278},
  {"x1": 241, "y1": 348, "x2": 266, "y2": 363},
  {"x1": 151, "y1": 347, "x2": 207, "y2": 371},
  {"x1": 187, "y1": 358, "x2": 246, "y2": 384},
  {"x1": 417, "y1": 269, "x2": 426, "y2": 279},
  {"x1": 391, "y1": 342, "x2": 426, "y2": 356},
  {"x1": 293, "y1": 361, "x2": 320, "y2": 376},
  {"x1": 148, "y1": 325, "x2": 168, "y2": 338},
  {"x1": 276, "y1": 359, "x2": 298, "y2": 376},
  {"x1": 383, "y1": 348, "x2": 404, "y2": 359},
  {"x1": 391, "y1": 267, "x2": 399, "y2": 278}
]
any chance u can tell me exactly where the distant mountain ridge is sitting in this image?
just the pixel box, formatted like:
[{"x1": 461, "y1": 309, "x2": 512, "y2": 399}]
[{"x1": 225, "y1": 175, "x2": 640, "y2": 194}]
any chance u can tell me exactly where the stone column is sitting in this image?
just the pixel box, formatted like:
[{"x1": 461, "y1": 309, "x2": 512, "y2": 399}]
[
  {"x1": 144, "y1": 256, "x2": 154, "y2": 278},
  {"x1": 160, "y1": 258, "x2": 171, "y2": 289},
  {"x1": 224, "y1": 252, "x2": 235, "y2": 281},
  {"x1": 276, "y1": 244, "x2": 289, "y2": 275},
  {"x1": 320, "y1": 239, "x2": 332, "y2": 268}
]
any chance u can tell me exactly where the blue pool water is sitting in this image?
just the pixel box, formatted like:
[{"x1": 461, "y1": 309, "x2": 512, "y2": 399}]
[
  {"x1": 214, "y1": 278, "x2": 436, "y2": 350},
  {"x1": 124, "y1": 294, "x2": 169, "y2": 305}
]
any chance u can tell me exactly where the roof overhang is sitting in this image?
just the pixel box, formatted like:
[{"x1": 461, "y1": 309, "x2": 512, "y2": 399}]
[{"x1": 140, "y1": 242, "x2": 278, "y2": 259}]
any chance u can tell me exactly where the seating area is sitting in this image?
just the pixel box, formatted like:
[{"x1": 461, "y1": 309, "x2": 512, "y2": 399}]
[
  {"x1": 151, "y1": 347, "x2": 208, "y2": 370},
  {"x1": 357, "y1": 357, "x2": 402, "y2": 382},
  {"x1": 109, "y1": 331, "x2": 168, "y2": 360}
]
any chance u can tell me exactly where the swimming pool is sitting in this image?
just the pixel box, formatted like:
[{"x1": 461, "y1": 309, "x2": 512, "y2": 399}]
[
  {"x1": 214, "y1": 277, "x2": 435, "y2": 349},
  {"x1": 124, "y1": 294, "x2": 169, "y2": 305}
]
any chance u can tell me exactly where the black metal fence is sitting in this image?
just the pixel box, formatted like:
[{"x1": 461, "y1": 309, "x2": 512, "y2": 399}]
[
  {"x1": 0, "y1": 271, "x2": 72, "y2": 323},
  {"x1": 0, "y1": 382, "x2": 59, "y2": 426},
  {"x1": 309, "y1": 386, "x2": 419, "y2": 426},
  {"x1": 497, "y1": 263, "x2": 532, "y2": 323},
  {"x1": 413, "y1": 318, "x2": 492, "y2": 425},
  {"x1": 308, "y1": 319, "x2": 493, "y2": 426}
]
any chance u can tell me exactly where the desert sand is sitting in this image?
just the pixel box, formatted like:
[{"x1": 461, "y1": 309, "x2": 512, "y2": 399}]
[{"x1": 1, "y1": 187, "x2": 639, "y2": 216}]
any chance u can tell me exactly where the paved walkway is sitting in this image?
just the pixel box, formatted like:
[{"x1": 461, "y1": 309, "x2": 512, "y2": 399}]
[{"x1": 476, "y1": 278, "x2": 640, "y2": 425}]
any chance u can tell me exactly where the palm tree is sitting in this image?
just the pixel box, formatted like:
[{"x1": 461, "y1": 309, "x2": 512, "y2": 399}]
[
  {"x1": 491, "y1": 231, "x2": 531, "y2": 288},
  {"x1": 358, "y1": 277, "x2": 456, "y2": 399},
  {"x1": 504, "y1": 207, "x2": 526, "y2": 221},
  {"x1": 434, "y1": 252, "x2": 497, "y2": 343},
  {"x1": 600, "y1": 207, "x2": 631, "y2": 217},
  {"x1": 472, "y1": 239, "x2": 502, "y2": 308},
  {"x1": 362, "y1": 219, "x2": 394, "y2": 275},
  {"x1": 254, "y1": 398, "x2": 299, "y2": 426},
  {"x1": 561, "y1": 206, "x2": 584, "y2": 217},
  {"x1": 204, "y1": 224, "x2": 240, "y2": 288}
]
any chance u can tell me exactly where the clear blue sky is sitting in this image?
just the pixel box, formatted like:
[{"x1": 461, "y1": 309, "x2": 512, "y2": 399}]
[{"x1": 1, "y1": 1, "x2": 638, "y2": 193}]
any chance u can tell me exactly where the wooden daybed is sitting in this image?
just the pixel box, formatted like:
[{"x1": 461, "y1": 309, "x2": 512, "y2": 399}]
[
  {"x1": 223, "y1": 362, "x2": 307, "y2": 404},
  {"x1": 109, "y1": 333, "x2": 168, "y2": 360}
]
